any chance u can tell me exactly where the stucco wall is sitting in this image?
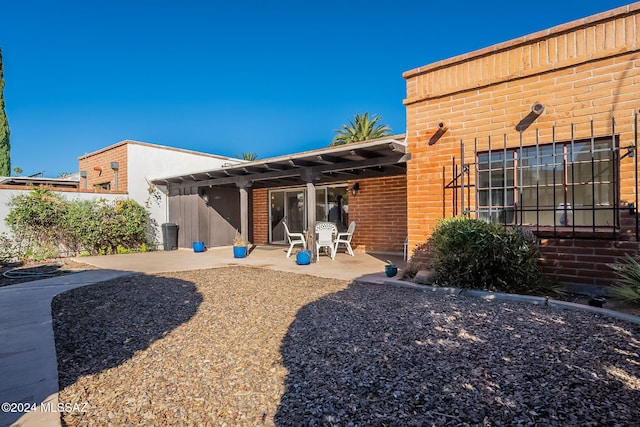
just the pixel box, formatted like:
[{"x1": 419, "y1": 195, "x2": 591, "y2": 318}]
[
  {"x1": 78, "y1": 140, "x2": 240, "y2": 247},
  {"x1": 127, "y1": 142, "x2": 238, "y2": 245}
]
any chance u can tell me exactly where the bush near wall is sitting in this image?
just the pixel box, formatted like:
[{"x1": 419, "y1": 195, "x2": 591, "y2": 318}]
[
  {"x1": 427, "y1": 217, "x2": 557, "y2": 295},
  {"x1": 5, "y1": 188, "x2": 150, "y2": 259}
]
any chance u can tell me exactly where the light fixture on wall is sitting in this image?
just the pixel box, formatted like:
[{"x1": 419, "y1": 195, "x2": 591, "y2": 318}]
[
  {"x1": 200, "y1": 188, "x2": 209, "y2": 203},
  {"x1": 429, "y1": 122, "x2": 448, "y2": 145},
  {"x1": 530, "y1": 102, "x2": 545, "y2": 116},
  {"x1": 80, "y1": 170, "x2": 88, "y2": 189},
  {"x1": 351, "y1": 182, "x2": 360, "y2": 196},
  {"x1": 110, "y1": 162, "x2": 120, "y2": 191}
]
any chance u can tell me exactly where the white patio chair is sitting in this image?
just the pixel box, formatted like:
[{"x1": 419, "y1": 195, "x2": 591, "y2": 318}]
[
  {"x1": 334, "y1": 221, "x2": 356, "y2": 256},
  {"x1": 283, "y1": 221, "x2": 306, "y2": 258},
  {"x1": 315, "y1": 222, "x2": 336, "y2": 260}
]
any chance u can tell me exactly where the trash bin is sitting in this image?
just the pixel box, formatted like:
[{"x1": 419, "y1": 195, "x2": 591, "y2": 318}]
[{"x1": 161, "y1": 223, "x2": 179, "y2": 250}]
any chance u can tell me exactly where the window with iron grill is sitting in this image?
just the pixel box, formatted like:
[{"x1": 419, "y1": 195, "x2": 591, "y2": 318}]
[{"x1": 476, "y1": 137, "x2": 617, "y2": 227}]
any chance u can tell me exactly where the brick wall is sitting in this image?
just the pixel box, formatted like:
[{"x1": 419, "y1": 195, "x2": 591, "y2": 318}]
[
  {"x1": 252, "y1": 188, "x2": 269, "y2": 244},
  {"x1": 538, "y1": 238, "x2": 640, "y2": 287},
  {"x1": 250, "y1": 175, "x2": 407, "y2": 253},
  {"x1": 403, "y1": 4, "x2": 640, "y2": 286},
  {"x1": 77, "y1": 143, "x2": 128, "y2": 192},
  {"x1": 348, "y1": 175, "x2": 407, "y2": 253}
]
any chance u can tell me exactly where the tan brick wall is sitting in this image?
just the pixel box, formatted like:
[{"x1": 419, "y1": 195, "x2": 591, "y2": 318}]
[
  {"x1": 538, "y1": 238, "x2": 640, "y2": 287},
  {"x1": 250, "y1": 175, "x2": 407, "y2": 253},
  {"x1": 77, "y1": 143, "x2": 128, "y2": 192},
  {"x1": 348, "y1": 176, "x2": 407, "y2": 253},
  {"x1": 252, "y1": 188, "x2": 269, "y2": 244},
  {"x1": 404, "y1": 4, "x2": 640, "y2": 286}
]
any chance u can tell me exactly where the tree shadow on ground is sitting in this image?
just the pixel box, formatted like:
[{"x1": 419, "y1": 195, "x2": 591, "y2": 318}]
[
  {"x1": 275, "y1": 282, "x2": 640, "y2": 426},
  {"x1": 52, "y1": 274, "x2": 202, "y2": 389}
]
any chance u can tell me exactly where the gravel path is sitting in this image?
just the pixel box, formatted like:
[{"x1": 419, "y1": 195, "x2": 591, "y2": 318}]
[{"x1": 53, "y1": 266, "x2": 640, "y2": 426}]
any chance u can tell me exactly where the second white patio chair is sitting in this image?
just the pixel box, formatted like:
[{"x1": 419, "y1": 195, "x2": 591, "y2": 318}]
[
  {"x1": 283, "y1": 222, "x2": 306, "y2": 258},
  {"x1": 315, "y1": 222, "x2": 336, "y2": 260},
  {"x1": 334, "y1": 221, "x2": 356, "y2": 256}
]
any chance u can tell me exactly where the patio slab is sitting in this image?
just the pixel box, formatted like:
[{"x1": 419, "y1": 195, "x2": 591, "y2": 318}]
[{"x1": 71, "y1": 245, "x2": 406, "y2": 281}]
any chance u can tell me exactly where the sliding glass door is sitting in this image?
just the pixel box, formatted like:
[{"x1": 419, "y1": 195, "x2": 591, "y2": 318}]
[
  {"x1": 269, "y1": 189, "x2": 306, "y2": 244},
  {"x1": 269, "y1": 184, "x2": 349, "y2": 244}
]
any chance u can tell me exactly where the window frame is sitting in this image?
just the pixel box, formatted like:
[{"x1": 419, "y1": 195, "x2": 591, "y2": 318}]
[{"x1": 475, "y1": 136, "x2": 619, "y2": 229}]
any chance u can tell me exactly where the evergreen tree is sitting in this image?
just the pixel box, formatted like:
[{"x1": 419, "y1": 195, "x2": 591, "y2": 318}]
[{"x1": 0, "y1": 48, "x2": 10, "y2": 176}]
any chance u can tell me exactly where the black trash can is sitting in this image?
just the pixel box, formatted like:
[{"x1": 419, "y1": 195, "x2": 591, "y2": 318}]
[{"x1": 161, "y1": 223, "x2": 179, "y2": 250}]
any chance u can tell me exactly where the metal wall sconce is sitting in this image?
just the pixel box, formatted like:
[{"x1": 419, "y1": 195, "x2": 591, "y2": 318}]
[
  {"x1": 110, "y1": 162, "x2": 119, "y2": 191},
  {"x1": 530, "y1": 102, "x2": 545, "y2": 116},
  {"x1": 200, "y1": 188, "x2": 209, "y2": 203},
  {"x1": 351, "y1": 182, "x2": 360, "y2": 196},
  {"x1": 80, "y1": 170, "x2": 88, "y2": 189},
  {"x1": 429, "y1": 122, "x2": 448, "y2": 146}
]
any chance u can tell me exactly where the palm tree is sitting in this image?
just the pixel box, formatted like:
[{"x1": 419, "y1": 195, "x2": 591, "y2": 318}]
[
  {"x1": 235, "y1": 152, "x2": 259, "y2": 161},
  {"x1": 330, "y1": 113, "x2": 392, "y2": 147}
]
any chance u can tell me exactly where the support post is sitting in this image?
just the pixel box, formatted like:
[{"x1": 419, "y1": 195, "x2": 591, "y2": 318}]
[
  {"x1": 238, "y1": 184, "x2": 250, "y2": 244},
  {"x1": 306, "y1": 182, "x2": 317, "y2": 262}
]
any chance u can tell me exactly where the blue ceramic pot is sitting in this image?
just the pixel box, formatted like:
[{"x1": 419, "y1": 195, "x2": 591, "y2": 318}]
[
  {"x1": 193, "y1": 241, "x2": 205, "y2": 252},
  {"x1": 233, "y1": 245, "x2": 247, "y2": 258},
  {"x1": 385, "y1": 265, "x2": 398, "y2": 277},
  {"x1": 296, "y1": 249, "x2": 311, "y2": 265}
]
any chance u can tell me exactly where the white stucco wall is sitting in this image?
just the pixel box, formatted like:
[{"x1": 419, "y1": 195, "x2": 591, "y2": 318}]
[{"x1": 126, "y1": 143, "x2": 240, "y2": 246}]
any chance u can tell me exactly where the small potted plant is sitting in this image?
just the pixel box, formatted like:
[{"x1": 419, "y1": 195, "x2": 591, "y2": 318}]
[
  {"x1": 233, "y1": 232, "x2": 248, "y2": 258},
  {"x1": 385, "y1": 260, "x2": 398, "y2": 277}
]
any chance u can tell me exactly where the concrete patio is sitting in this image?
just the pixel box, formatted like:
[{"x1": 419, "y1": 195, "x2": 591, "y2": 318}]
[{"x1": 72, "y1": 245, "x2": 407, "y2": 282}]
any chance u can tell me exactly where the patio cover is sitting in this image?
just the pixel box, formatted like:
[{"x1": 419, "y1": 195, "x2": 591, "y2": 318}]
[
  {"x1": 151, "y1": 134, "x2": 409, "y2": 191},
  {"x1": 151, "y1": 135, "x2": 409, "y2": 254}
]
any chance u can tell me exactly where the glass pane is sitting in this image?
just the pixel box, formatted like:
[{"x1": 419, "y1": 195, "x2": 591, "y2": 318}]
[
  {"x1": 270, "y1": 191, "x2": 285, "y2": 243},
  {"x1": 316, "y1": 188, "x2": 327, "y2": 221},
  {"x1": 286, "y1": 191, "x2": 306, "y2": 233},
  {"x1": 326, "y1": 186, "x2": 349, "y2": 231}
]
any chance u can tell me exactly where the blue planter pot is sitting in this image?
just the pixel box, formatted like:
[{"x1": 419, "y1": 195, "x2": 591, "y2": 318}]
[
  {"x1": 233, "y1": 245, "x2": 247, "y2": 258},
  {"x1": 385, "y1": 265, "x2": 398, "y2": 277},
  {"x1": 192, "y1": 241, "x2": 205, "y2": 252},
  {"x1": 296, "y1": 250, "x2": 311, "y2": 265}
]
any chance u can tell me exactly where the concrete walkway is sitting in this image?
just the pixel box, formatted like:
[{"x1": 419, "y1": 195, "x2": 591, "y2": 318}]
[
  {"x1": 0, "y1": 246, "x2": 402, "y2": 427},
  {"x1": 0, "y1": 270, "x2": 135, "y2": 427}
]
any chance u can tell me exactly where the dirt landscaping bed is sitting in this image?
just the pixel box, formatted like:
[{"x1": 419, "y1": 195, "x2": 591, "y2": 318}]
[
  {"x1": 53, "y1": 266, "x2": 640, "y2": 426},
  {"x1": 0, "y1": 258, "x2": 97, "y2": 288}
]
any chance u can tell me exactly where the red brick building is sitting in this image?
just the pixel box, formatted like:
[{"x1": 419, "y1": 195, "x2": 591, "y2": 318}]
[{"x1": 403, "y1": 3, "x2": 640, "y2": 287}]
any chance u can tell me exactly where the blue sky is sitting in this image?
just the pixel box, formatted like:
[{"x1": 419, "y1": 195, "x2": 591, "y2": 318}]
[{"x1": 0, "y1": 0, "x2": 633, "y2": 177}]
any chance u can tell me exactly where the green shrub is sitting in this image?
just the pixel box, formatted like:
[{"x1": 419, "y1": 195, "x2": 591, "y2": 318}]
[
  {"x1": 428, "y1": 217, "x2": 557, "y2": 295},
  {"x1": 0, "y1": 232, "x2": 19, "y2": 265},
  {"x1": 6, "y1": 188, "x2": 68, "y2": 251},
  {"x1": 6, "y1": 189, "x2": 151, "y2": 258},
  {"x1": 609, "y1": 254, "x2": 640, "y2": 302}
]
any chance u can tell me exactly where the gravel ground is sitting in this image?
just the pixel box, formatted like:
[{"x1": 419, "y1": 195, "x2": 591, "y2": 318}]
[{"x1": 53, "y1": 266, "x2": 640, "y2": 426}]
